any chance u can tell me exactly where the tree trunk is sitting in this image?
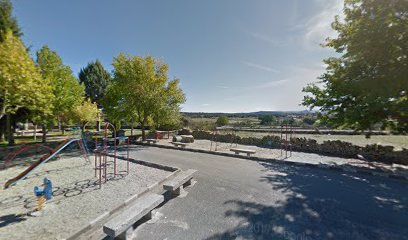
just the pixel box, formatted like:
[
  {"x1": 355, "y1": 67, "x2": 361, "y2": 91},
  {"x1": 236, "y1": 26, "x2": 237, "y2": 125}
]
[
  {"x1": 58, "y1": 119, "x2": 62, "y2": 132},
  {"x1": 33, "y1": 124, "x2": 37, "y2": 141},
  {"x1": 141, "y1": 123, "x2": 146, "y2": 141},
  {"x1": 0, "y1": 124, "x2": 5, "y2": 142},
  {"x1": 131, "y1": 117, "x2": 134, "y2": 136},
  {"x1": 6, "y1": 113, "x2": 14, "y2": 146},
  {"x1": 42, "y1": 125, "x2": 47, "y2": 143},
  {"x1": 62, "y1": 125, "x2": 66, "y2": 135}
]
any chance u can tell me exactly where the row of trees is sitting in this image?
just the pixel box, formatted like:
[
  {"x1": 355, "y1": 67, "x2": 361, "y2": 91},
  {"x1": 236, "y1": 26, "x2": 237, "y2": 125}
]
[{"x1": 1, "y1": 0, "x2": 185, "y2": 145}]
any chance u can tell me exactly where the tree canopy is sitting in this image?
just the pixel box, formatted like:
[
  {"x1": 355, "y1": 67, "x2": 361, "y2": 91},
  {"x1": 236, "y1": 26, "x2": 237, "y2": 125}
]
[
  {"x1": 104, "y1": 54, "x2": 185, "y2": 138},
  {"x1": 0, "y1": 31, "x2": 53, "y2": 120},
  {"x1": 79, "y1": 59, "x2": 111, "y2": 106},
  {"x1": 216, "y1": 115, "x2": 229, "y2": 126},
  {"x1": 258, "y1": 115, "x2": 277, "y2": 125},
  {"x1": 72, "y1": 99, "x2": 99, "y2": 131},
  {"x1": 302, "y1": 0, "x2": 408, "y2": 134},
  {"x1": 0, "y1": 0, "x2": 21, "y2": 42},
  {"x1": 36, "y1": 45, "x2": 85, "y2": 126}
]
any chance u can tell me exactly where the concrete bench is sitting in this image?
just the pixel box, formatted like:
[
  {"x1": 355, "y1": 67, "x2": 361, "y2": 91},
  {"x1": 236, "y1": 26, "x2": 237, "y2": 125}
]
[
  {"x1": 230, "y1": 148, "x2": 256, "y2": 157},
  {"x1": 170, "y1": 142, "x2": 187, "y2": 148},
  {"x1": 163, "y1": 169, "x2": 197, "y2": 196},
  {"x1": 103, "y1": 193, "x2": 164, "y2": 240},
  {"x1": 146, "y1": 138, "x2": 157, "y2": 144}
]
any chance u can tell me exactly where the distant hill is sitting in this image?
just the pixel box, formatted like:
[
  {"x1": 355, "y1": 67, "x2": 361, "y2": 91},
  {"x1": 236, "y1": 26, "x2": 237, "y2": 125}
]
[{"x1": 182, "y1": 110, "x2": 314, "y2": 118}]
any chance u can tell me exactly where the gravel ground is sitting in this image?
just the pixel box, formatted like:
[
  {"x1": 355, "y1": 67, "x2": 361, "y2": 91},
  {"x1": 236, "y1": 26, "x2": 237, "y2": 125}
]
[
  {"x1": 0, "y1": 151, "x2": 170, "y2": 240},
  {"x1": 157, "y1": 139, "x2": 408, "y2": 173}
]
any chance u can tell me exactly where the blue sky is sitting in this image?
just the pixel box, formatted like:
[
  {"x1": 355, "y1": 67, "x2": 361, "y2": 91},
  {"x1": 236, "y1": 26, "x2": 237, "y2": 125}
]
[{"x1": 13, "y1": 0, "x2": 343, "y2": 112}]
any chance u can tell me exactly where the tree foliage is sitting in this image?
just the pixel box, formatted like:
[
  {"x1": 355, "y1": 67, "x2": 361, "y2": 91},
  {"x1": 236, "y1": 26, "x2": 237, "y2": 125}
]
[
  {"x1": 72, "y1": 99, "x2": 99, "y2": 131},
  {"x1": 36, "y1": 45, "x2": 85, "y2": 126},
  {"x1": 104, "y1": 54, "x2": 185, "y2": 138},
  {"x1": 79, "y1": 59, "x2": 111, "y2": 106},
  {"x1": 303, "y1": 0, "x2": 408, "y2": 134},
  {"x1": 0, "y1": 0, "x2": 21, "y2": 42},
  {"x1": 216, "y1": 115, "x2": 229, "y2": 126},
  {"x1": 258, "y1": 115, "x2": 277, "y2": 125},
  {"x1": 0, "y1": 31, "x2": 53, "y2": 120}
]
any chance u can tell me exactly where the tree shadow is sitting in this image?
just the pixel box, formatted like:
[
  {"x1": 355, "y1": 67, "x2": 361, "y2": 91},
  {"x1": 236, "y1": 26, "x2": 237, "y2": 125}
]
[
  {"x1": 0, "y1": 214, "x2": 26, "y2": 228},
  {"x1": 206, "y1": 162, "x2": 408, "y2": 240}
]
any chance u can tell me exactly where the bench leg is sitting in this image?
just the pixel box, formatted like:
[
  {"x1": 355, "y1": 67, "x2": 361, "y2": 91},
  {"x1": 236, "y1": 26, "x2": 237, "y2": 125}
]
[
  {"x1": 118, "y1": 226, "x2": 134, "y2": 240},
  {"x1": 144, "y1": 211, "x2": 153, "y2": 220},
  {"x1": 173, "y1": 186, "x2": 184, "y2": 197}
]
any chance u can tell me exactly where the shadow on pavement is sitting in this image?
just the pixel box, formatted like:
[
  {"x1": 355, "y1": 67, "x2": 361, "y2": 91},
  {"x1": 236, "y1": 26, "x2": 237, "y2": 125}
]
[
  {"x1": 206, "y1": 162, "x2": 408, "y2": 240},
  {"x1": 0, "y1": 214, "x2": 26, "y2": 228}
]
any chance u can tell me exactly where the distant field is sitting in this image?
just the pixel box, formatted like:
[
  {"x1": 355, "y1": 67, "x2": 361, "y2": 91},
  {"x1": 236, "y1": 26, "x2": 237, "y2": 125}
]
[{"x1": 224, "y1": 131, "x2": 408, "y2": 150}]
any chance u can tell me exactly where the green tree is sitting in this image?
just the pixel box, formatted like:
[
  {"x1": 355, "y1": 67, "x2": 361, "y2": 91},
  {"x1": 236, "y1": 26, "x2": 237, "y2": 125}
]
[
  {"x1": 258, "y1": 115, "x2": 277, "y2": 125},
  {"x1": 302, "y1": 0, "x2": 408, "y2": 134},
  {"x1": 104, "y1": 54, "x2": 185, "y2": 139},
  {"x1": 78, "y1": 59, "x2": 111, "y2": 106},
  {"x1": 36, "y1": 45, "x2": 85, "y2": 132},
  {"x1": 0, "y1": 0, "x2": 21, "y2": 42},
  {"x1": 216, "y1": 115, "x2": 229, "y2": 126},
  {"x1": 0, "y1": 32, "x2": 53, "y2": 145},
  {"x1": 72, "y1": 99, "x2": 99, "y2": 132},
  {"x1": 302, "y1": 117, "x2": 316, "y2": 126}
]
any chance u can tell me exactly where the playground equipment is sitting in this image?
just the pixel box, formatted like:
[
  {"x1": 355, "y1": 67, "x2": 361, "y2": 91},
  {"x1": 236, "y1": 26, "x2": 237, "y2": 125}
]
[
  {"x1": 280, "y1": 121, "x2": 293, "y2": 158},
  {"x1": 33, "y1": 177, "x2": 53, "y2": 211},
  {"x1": 94, "y1": 122, "x2": 129, "y2": 188},
  {"x1": 4, "y1": 138, "x2": 89, "y2": 189}
]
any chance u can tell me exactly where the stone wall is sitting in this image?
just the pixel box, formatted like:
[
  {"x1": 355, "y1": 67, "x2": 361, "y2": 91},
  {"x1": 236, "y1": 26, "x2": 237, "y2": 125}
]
[{"x1": 192, "y1": 130, "x2": 408, "y2": 165}]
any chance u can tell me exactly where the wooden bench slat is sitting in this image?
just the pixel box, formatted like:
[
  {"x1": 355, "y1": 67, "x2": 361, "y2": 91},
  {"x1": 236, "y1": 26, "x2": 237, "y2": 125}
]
[
  {"x1": 103, "y1": 193, "x2": 164, "y2": 237},
  {"x1": 163, "y1": 169, "x2": 197, "y2": 191}
]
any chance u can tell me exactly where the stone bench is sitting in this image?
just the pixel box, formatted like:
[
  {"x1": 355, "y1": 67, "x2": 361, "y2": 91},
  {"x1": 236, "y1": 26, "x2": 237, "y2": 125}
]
[
  {"x1": 163, "y1": 169, "x2": 197, "y2": 196},
  {"x1": 146, "y1": 139, "x2": 157, "y2": 144},
  {"x1": 170, "y1": 142, "x2": 187, "y2": 148},
  {"x1": 103, "y1": 193, "x2": 164, "y2": 240},
  {"x1": 230, "y1": 148, "x2": 256, "y2": 157}
]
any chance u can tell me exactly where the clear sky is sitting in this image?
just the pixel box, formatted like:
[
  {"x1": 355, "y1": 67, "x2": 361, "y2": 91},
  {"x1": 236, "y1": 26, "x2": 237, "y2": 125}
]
[{"x1": 12, "y1": 0, "x2": 343, "y2": 113}]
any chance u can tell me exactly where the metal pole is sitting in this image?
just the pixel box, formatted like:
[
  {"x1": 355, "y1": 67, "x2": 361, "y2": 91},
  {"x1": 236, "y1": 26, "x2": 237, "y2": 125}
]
[
  {"x1": 285, "y1": 122, "x2": 288, "y2": 158},
  {"x1": 99, "y1": 153, "x2": 102, "y2": 189},
  {"x1": 113, "y1": 126, "x2": 117, "y2": 177},
  {"x1": 127, "y1": 137, "x2": 130, "y2": 174}
]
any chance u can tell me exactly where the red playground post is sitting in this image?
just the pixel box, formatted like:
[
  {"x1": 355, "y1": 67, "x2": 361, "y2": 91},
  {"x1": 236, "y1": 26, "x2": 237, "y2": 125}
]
[{"x1": 94, "y1": 122, "x2": 130, "y2": 189}]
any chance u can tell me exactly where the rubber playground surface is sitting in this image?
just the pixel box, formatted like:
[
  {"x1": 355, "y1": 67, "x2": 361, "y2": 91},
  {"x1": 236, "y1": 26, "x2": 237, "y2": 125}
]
[{"x1": 0, "y1": 151, "x2": 170, "y2": 240}]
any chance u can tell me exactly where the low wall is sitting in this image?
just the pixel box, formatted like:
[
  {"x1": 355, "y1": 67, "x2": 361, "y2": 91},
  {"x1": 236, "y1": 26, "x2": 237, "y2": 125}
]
[{"x1": 192, "y1": 130, "x2": 408, "y2": 165}]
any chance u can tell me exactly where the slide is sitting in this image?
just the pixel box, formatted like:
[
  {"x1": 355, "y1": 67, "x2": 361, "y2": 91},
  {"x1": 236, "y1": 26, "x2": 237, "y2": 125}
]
[{"x1": 4, "y1": 138, "x2": 81, "y2": 189}]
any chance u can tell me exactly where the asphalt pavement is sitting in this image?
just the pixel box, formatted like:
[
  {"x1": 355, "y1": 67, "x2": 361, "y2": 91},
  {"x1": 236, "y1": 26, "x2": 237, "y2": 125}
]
[{"x1": 129, "y1": 146, "x2": 408, "y2": 240}]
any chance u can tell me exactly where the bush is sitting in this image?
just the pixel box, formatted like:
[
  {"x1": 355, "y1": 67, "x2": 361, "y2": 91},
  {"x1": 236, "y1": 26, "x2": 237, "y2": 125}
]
[{"x1": 216, "y1": 116, "x2": 229, "y2": 126}]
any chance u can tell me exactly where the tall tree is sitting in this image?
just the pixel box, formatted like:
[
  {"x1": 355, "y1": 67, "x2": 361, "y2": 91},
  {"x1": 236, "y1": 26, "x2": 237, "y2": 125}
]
[
  {"x1": 0, "y1": 0, "x2": 21, "y2": 42},
  {"x1": 0, "y1": 32, "x2": 53, "y2": 145},
  {"x1": 36, "y1": 45, "x2": 85, "y2": 132},
  {"x1": 78, "y1": 59, "x2": 111, "y2": 106},
  {"x1": 104, "y1": 54, "x2": 185, "y2": 139},
  {"x1": 303, "y1": 0, "x2": 408, "y2": 134}
]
